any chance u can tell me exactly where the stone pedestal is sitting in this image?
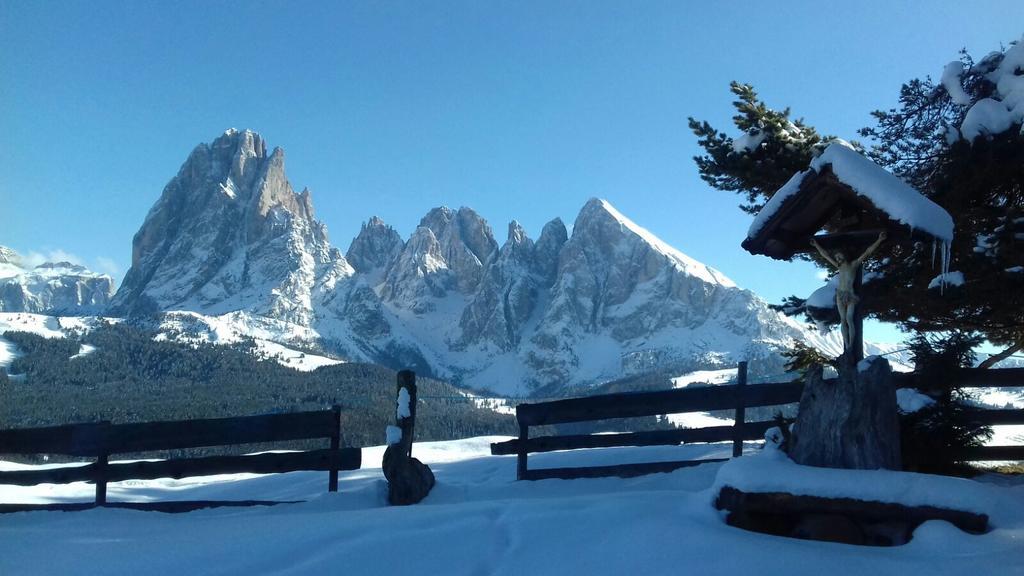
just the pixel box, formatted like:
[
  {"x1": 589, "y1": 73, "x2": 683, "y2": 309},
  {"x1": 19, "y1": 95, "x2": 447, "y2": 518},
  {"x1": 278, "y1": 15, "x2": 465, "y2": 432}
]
[{"x1": 789, "y1": 357, "x2": 901, "y2": 470}]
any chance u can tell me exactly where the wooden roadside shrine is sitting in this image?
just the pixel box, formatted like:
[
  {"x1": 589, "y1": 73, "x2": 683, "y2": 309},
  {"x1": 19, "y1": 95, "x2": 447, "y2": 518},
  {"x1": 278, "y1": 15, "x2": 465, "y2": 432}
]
[
  {"x1": 742, "y1": 143, "x2": 955, "y2": 367},
  {"x1": 725, "y1": 143, "x2": 981, "y2": 545},
  {"x1": 742, "y1": 143, "x2": 956, "y2": 470}
]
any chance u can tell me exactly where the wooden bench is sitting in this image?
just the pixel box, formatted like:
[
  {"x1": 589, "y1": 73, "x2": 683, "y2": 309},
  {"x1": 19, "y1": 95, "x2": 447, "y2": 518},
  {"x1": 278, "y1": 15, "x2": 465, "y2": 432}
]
[
  {"x1": 715, "y1": 486, "x2": 989, "y2": 545},
  {"x1": 0, "y1": 407, "x2": 361, "y2": 512}
]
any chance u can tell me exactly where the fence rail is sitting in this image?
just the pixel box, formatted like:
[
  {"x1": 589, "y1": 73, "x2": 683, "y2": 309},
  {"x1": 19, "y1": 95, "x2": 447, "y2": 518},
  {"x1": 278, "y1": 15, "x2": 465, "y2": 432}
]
[
  {"x1": 0, "y1": 409, "x2": 341, "y2": 457},
  {"x1": 492, "y1": 364, "x2": 1024, "y2": 481}
]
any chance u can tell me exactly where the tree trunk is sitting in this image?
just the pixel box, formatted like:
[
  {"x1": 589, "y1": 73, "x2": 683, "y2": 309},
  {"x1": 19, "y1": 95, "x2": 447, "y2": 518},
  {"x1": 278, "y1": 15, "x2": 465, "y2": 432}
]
[
  {"x1": 789, "y1": 358, "x2": 901, "y2": 470},
  {"x1": 978, "y1": 341, "x2": 1023, "y2": 369}
]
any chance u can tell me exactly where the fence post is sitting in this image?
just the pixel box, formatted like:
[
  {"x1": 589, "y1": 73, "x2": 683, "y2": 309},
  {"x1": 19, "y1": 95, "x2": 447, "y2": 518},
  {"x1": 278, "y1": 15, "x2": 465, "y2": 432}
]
[
  {"x1": 94, "y1": 421, "x2": 111, "y2": 506},
  {"x1": 328, "y1": 405, "x2": 341, "y2": 492},
  {"x1": 732, "y1": 361, "x2": 748, "y2": 458},
  {"x1": 516, "y1": 420, "x2": 529, "y2": 481},
  {"x1": 397, "y1": 370, "x2": 417, "y2": 458}
]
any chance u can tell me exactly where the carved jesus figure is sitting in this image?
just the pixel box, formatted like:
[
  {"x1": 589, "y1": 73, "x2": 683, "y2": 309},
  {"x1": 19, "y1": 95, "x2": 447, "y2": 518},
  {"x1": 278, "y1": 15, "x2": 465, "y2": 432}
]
[{"x1": 809, "y1": 231, "x2": 886, "y2": 351}]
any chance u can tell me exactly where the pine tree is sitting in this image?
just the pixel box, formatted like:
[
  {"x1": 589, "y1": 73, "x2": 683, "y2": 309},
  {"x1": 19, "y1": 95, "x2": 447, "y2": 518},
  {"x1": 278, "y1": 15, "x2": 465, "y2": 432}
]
[
  {"x1": 688, "y1": 82, "x2": 826, "y2": 214},
  {"x1": 900, "y1": 332, "x2": 992, "y2": 474},
  {"x1": 858, "y1": 44, "x2": 1024, "y2": 364},
  {"x1": 689, "y1": 39, "x2": 1024, "y2": 361}
]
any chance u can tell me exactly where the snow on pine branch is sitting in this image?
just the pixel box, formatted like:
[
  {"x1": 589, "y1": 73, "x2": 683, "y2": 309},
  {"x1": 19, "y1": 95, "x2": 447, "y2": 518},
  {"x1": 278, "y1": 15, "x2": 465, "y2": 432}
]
[{"x1": 951, "y1": 36, "x2": 1024, "y2": 141}]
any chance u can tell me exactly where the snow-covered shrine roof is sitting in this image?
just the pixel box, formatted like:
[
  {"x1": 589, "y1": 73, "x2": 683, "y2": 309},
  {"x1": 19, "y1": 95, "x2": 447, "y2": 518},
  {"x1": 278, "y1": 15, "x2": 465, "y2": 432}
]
[{"x1": 742, "y1": 143, "x2": 954, "y2": 260}]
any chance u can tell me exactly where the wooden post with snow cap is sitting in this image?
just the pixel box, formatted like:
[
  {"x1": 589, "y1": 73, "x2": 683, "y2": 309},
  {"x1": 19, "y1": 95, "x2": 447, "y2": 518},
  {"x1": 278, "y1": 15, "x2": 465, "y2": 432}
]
[
  {"x1": 383, "y1": 370, "x2": 435, "y2": 505},
  {"x1": 396, "y1": 370, "x2": 417, "y2": 458},
  {"x1": 732, "y1": 362, "x2": 748, "y2": 458}
]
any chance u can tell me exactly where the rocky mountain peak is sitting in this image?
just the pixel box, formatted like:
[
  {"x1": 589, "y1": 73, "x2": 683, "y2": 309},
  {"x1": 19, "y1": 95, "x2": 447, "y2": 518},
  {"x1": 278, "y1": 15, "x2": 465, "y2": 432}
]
[
  {"x1": 210, "y1": 128, "x2": 268, "y2": 191},
  {"x1": 407, "y1": 206, "x2": 497, "y2": 295},
  {"x1": 35, "y1": 262, "x2": 89, "y2": 273},
  {"x1": 0, "y1": 246, "x2": 20, "y2": 265},
  {"x1": 346, "y1": 216, "x2": 405, "y2": 275},
  {"x1": 457, "y1": 221, "x2": 539, "y2": 352},
  {"x1": 571, "y1": 197, "x2": 623, "y2": 239},
  {"x1": 534, "y1": 218, "x2": 568, "y2": 285},
  {"x1": 454, "y1": 207, "x2": 498, "y2": 266},
  {"x1": 110, "y1": 129, "x2": 348, "y2": 323},
  {"x1": 506, "y1": 220, "x2": 528, "y2": 246},
  {"x1": 0, "y1": 249, "x2": 114, "y2": 314},
  {"x1": 419, "y1": 206, "x2": 455, "y2": 235},
  {"x1": 380, "y1": 226, "x2": 452, "y2": 313},
  {"x1": 569, "y1": 198, "x2": 735, "y2": 289},
  {"x1": 499, "y1": 221, "x2": 535, "y2": 265}
]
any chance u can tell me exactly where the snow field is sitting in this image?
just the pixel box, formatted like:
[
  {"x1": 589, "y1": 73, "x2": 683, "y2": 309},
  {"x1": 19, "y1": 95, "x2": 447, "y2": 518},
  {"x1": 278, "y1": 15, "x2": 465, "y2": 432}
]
[
  {"x1": 0, "y1": 313, "x2": 107, "y2": 369},
  {"x1": 0, "y1": 312, "x2": 342, "y2": 373},
  {"x1": 1, "y1": 438, "x2": 1022, "y2": 576}
]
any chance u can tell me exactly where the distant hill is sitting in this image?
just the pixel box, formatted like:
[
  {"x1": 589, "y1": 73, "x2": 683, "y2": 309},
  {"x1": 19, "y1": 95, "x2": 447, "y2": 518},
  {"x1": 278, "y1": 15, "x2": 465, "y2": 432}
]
[{"x1": 0, "y1": 321, "x2": 515, "y2": 453}]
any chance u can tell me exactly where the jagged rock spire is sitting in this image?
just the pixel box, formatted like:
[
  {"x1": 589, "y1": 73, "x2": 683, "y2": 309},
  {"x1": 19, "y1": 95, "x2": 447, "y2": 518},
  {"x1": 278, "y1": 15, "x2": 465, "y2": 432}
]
[
  {"x1": 346, "y1": 216, "x2": 405, "y2": 276},
  {"x1": 110, "y1": 129, "x2": 351, "y2": 322}
]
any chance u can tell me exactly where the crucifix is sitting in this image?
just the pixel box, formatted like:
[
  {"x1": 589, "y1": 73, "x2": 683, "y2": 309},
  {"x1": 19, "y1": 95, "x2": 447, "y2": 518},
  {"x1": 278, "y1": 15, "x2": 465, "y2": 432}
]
[{"x1": 809, "y1": 231, "x2": 886, "y2": 353}]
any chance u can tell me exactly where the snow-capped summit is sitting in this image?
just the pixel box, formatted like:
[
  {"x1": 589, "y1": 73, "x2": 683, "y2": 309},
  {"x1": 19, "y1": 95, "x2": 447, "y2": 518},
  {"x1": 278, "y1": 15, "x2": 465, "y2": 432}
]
[
  {"x1": 577, "y1": 198, "x2": 737, "y2": 288},
  {"x1": 520, "y1": 198, "x2": 798, "y2": 387},
  {"x1": 110, "y1": 129, "x2": 352, "y2": 324},
  {"x1": 379, "y1": 226, "x2": 452, "y2": 314},
  {"x1": 0, "y1": 247, "x2": 114, "y2": 314},
  {"x1": 0, "y1": 247, "x2": 19, "y2": 266}
]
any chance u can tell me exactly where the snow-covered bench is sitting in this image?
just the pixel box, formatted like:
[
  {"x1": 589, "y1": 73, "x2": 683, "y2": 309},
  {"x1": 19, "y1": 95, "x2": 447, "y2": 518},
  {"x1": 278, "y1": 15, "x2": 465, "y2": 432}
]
[
  {"x1": 0, "y1": 408, "x2": 361, "y2": 512},
  {"x1": 713, "y1": 451, "x2": 991, "y2": 545}
]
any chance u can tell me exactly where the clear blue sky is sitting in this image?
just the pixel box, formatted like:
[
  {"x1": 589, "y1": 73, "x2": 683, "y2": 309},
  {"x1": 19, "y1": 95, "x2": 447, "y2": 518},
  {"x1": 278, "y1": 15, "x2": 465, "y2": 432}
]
[{"x1": 2, "y1": 1, "x2": 1021, "y2": 343}]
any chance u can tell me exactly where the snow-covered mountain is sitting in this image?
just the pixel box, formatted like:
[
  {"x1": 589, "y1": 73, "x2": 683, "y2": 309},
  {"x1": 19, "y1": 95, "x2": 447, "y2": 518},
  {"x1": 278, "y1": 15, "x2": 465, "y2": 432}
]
[
  {"x1": 0, "y1": 247, "x2": 114, "y2": 314},
  {"x1": 107, "y1": 129, "x2": 873, "y2": 395},
  {"x1": 319, "y1": 197, "x2": 858, "y2": 394},
  {"x1": 109, "y1": 129, "x2": 352, "y2": 324}
]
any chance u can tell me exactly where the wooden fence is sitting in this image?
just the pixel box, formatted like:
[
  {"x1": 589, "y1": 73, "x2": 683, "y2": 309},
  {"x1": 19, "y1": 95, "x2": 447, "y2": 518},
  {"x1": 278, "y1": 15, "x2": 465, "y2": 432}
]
[
  {"x1": 491, "y1": 364, "x2": 1024, "y2": 481},
  {"x1": 897, "y1": 367, "x2": 1024, "y2": 462},
  {"x1": 0, "y1": 407, "x2": 361, "y2": 511}
]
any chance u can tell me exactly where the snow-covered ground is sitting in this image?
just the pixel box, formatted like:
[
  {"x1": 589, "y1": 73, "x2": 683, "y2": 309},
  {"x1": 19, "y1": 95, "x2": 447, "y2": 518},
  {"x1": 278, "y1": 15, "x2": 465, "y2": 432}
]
[
  {"x1": 1, "y1": 438, "x2": 1022, "y2": 576},
  {"x1": 671, "y1": 368, "x2": 738, "y2": 388}
]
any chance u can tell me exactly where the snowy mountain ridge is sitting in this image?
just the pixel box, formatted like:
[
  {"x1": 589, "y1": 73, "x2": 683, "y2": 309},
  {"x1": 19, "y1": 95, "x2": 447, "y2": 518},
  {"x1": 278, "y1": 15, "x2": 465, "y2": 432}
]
[
  {"x1": 0, "y1": 247, "x2": 114, "y2": 314},
  {"x1": 9, "y1": 129, "x2": 899, "y2": 395}
]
